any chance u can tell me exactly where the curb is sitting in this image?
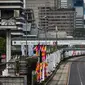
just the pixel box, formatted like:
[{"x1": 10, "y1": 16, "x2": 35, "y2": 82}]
[
  {"x1": 66, "y1": 63, "x2": 71, "y2": 85},
  {"x1": 44, "y1": 61, "x2": 67, "y2": 85},
  {"x1": 44, "y1": 62, "x2": 62, "y2": 85}
]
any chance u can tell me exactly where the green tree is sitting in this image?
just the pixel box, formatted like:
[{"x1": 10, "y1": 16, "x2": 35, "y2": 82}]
[
  {"x1": 0, "y1": 37, "x2": 6, "y2": 54},
  {"x1": 73, "y1": 28, "x2": 85, "y2": 38}
]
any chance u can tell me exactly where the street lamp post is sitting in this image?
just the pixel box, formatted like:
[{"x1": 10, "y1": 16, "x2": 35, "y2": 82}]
[
  {"x1": 24, "y1": 9, "x2": 28, "y2": 57},
  {"x1": 55, "y1": 26, "x2": 58, "y2": 39},
  {"x1": 55, "y1": 26, "x2": 58, "y2": 50},
  {"x1": 25, "y1": 14, "x2": 28, "y2": 57}
]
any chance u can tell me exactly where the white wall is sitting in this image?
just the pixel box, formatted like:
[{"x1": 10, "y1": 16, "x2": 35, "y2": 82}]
[{"x1": 76, "y1": 7, "x2": 83, "y2": 17}]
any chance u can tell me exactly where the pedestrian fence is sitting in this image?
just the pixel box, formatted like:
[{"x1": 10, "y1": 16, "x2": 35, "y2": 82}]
[
  {"x1": 1, "y1": 49, "x2": 85, "y2": 85},
  {"x1": 44, "y1": 49, "x2": 85, "y2": 78},
  {"x1": 65, "y1": 50, "x2": 85, "y2": 58},
  {"x1": 46, "y1": 50, "x2": 61, "y2": 76}
]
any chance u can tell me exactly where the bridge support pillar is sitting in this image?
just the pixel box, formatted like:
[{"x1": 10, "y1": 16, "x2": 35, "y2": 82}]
[
  {"x1": 6, "y1": 30, "x2": 11, "y2": 62},
  {"x1": 5, "y1": 30, "x2": 11, "y2": 75}
]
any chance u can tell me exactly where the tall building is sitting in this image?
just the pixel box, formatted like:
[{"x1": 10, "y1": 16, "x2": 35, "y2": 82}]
[
  {"x1": 73, "y1": 0, "x2": 84, "y2": 29},
  {"x1": 0, "y1": 0, "x2": 24, "y2": 36},
  {"x1": 83, "y1": 0, "x2": 85, "y2": 28},
  {"x1": 0, "y1": 0, "x2": 38, "y2": 37},
  {"x1": 25, "y1": 0, "x2": 56, "y2": 26},
  {"x1": 57, "y1": 0, "x2": 68, "y2": 8},
  {"x1": 38, "y1": 7, "x2": 75, "y2": 37},
  {"x1": 0, "y1": 0, "x2": 38, "y2": 56},
  {"x1": 57, "y1": 0, "x2": 73, "y2": 8}
]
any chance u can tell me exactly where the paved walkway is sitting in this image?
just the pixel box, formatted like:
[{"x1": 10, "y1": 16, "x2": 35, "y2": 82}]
[{"x1": 47, "y1": 62, "x2": 71, "y2": 85}]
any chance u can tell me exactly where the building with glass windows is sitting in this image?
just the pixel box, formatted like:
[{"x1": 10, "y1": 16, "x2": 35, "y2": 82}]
[
  {"x1": 83, "y1": 0, "x2": 85, "y2": 28},
  {"x1": 57, "y1": 0, "x2": 84, "y2": 29},
  {"x1": 38, "y1": 7, "x2": 75, "y2": 37},
  {"x1": 73, "y1": 0, "x2": 84, "y2": 29}
]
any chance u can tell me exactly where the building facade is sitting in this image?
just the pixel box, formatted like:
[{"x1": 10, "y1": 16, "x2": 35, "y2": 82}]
[
  {"x1": 73, "y1": 0, "x2": 84, "y2": 29},
  {"x1": 57, "y1": 0, "x2": 84, "y2": 29},
  {"x1": 57, "y1": 0, "x2": 68, "y2": 8},
  {"x1": 0, "y1": 0, "x2": 38, "y2": 37},
  {"x1": 0, "y1": 0, "x2": 24, "y2": 36},
  {"x1": 38, "y1": 7, "x2": 75, "y2": 36},
  {"x1": 83, "y1": 0, "x2": 85, "y2": 28},
  {"x1": 25, "y1": 0, "x2": 56, "y2": 27},
  {"x1": 0, "y1": 0, "x2": 38, "y2": 56},
  {"x1": 57, "y1": 0, "x2": 73, "y2": 8}
]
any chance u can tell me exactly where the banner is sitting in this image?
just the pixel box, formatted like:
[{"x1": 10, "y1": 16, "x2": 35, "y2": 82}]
[
  {"x1": 21, "y1": 45, "x2": 25, "y2": 56},
  {"x1": 28, "y1": 45, "x2": 34, "y2": 56}
]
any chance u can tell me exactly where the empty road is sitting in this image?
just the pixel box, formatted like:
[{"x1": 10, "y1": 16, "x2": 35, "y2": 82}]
[{"x1": 68, "y1": 56, "x2": 85, "y2": 85}]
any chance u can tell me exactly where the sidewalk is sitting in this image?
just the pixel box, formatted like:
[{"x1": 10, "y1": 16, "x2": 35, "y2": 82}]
[{"x1": 47, "y1": 62, "x2": 71, "y2": 85}]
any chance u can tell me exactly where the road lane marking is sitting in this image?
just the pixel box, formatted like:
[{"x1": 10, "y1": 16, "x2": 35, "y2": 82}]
[
  {"x1": 84, "y1": 63, "x2": 85, "y2": 68},
  {"x1": 77, "y1": 64, "x2": 83, "y2": 85},
  {"x1": 81, "y1": 82, "x2": 83, "y2": 85}
]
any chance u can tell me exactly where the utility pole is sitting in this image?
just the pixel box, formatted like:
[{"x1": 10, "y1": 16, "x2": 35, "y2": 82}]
[
  {"x1": 24, "y1": 9, "x2": 28, "y2": 57},
  {"x1": 26, "y1": 12, "x2": 28, "y2": 57}
]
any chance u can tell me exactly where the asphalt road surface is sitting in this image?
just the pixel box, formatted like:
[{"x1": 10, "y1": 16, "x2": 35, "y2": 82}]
[{"x1": 68, "y1": 57, "x2": 85, "y2": 85}]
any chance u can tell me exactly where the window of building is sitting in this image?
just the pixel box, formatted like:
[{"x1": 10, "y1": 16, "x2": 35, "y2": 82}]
[
  {"x1": 14, "y1": 10, "x2": 20, "y2": 18},
  {"x1": 1, "y1": 10, "x2": 14, "y2": 19}
]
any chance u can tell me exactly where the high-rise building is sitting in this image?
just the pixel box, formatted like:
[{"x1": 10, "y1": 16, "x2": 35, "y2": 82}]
[
  {"x1": 0, "y1": 0, "x2": 38, "y2": 56},
  {"x1": 0, "y1": 0, "x2": 24, "y2": 36},
  {"x1": 0, "y1": 0, "x2": 37, "y2": 37},
  {"x1": 38, "y1": 7, "x2": 75, "y2": 37},
  {"x1": 57, "y1": 0, "x2": 84, "y2": 29},
  {"x1": 25, "y1": 0, "x2": 56, "y2": 26},
  {"x1": 83, "y1": 0, "x2": 85, "y2": 28},
  {"x1": 57, "y1": 0, "x2": 73, "y2": 8},
  {"x1": 73, "y1": 0, "x2": 84, "y2": 29},
  {"x1": 57, "y1": 0, "x2": 68, "y2": 8}
]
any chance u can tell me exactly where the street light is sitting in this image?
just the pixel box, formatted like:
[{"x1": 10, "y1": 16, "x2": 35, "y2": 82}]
[
  {"x1": 55, "y1": 26, "x2": 58, "y2": 50},
  {"x1": 55, "y1": 26, "x2": 58, "y2": 39},
  {"x1": 23, "y1": 9, "x2": 28, "y2": 57}
]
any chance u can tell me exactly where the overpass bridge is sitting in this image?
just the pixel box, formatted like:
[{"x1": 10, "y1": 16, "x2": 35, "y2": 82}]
[
  {"x1": 57, "y1": 39, "x2": 85, "y2": 45},
  {"x1": 12, "y1": 38, "x2": 85, "y2": 46},
  {"x1": 2, "y1": 38, "x2": 85, "y2": 85}
]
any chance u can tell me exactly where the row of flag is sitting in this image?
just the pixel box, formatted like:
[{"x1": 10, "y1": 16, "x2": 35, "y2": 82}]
[
  {"x1": 21, "y1": 44, "x2": 48, "y2": 82},
  {"x1": 34, "y1": 44, "x2": 48, "y2": 82}
]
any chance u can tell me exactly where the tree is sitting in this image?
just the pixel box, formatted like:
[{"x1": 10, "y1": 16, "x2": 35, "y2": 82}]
[
  {"x1": 0, "y1": 37, "x2": 6, "y2": 54},
  {"x1": 73, "y1": 28, "x2": 85, "y2": 38}
]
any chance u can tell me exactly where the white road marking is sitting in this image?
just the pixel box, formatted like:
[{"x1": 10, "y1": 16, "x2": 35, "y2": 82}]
[
  {"x1": 77, "y1": 64, "x2": 83, "y2": 85},
  {"x1": 81, "y1": 82, "x2": 83, "y2": 85}
]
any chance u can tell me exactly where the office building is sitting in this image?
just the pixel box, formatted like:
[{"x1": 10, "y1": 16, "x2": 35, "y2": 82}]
[
  {"x1": 57, "y1": 0, "x2": 68, "y2": 8},
  {"x1": 83, "y1": 0, "x2": 85, "y2": 28},
  {"x1": 25, "y1": 0, "x2": 56, "y2": 26},
  {"x1": 38, "y1": 7, "x2": 75, "y2": 36},
  {"x1": 0, "y1": 0, "x2": 38, "y2": 56},
  {"x1": 57, "y1": 0, "x2": 84, "y2": 29},
  {"x1": 57, "y1": 0, "x2": 73, "y2": 8},
  {"x1": 73, "y1": 0, "x2": 84, "y2": 29},
  {"x1": 0, "y1": 0, "x2": 38, "y2": 37},
  {"x1": 0, "y1": 0, "x2": 24, "y2": 36}
]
